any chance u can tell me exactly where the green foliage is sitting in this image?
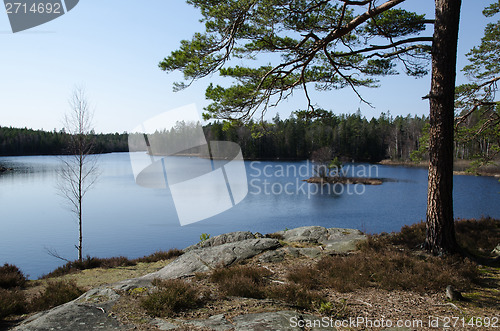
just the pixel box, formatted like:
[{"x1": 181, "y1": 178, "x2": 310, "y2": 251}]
[
  {"x1": 328, "y1": 156, "x2": 343, "y2": 177},
  {"x1": 410, "y1": 123, "x2": 430, "y2": 162},
  {"x1": 463, "y1": 2, "x2": 500, "y2": 81},
  {"x1": 141, "y1": 279, "x2": 203, "y2": 317},
  {"x1": 0, "y1": 126, "x2": 128, "y2": 156},
  {"x1": 0, "y1": 264, "x2": 27, "y2": 289},
  {"x1": 160, "y1": 0, "x2": 431, "y2": 121},
  {"x1": 318, "y1": 300, "x2": 348, "y2": 318},
  {"x1": 199, "y1": 233, "x2": 211, "y2": 242},
  {"x1": 365, "y1": 9, "x2": 426, "y2": 38},
  {"x1": 455, "y1": 2, "x2": 500, "y2": 168},
  {"x1": 0, "y1": 288, "x2": 26, "y2": 320}
]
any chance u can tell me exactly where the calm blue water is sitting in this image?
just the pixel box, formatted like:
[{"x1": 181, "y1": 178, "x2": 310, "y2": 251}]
[{"x1": 0, "y1": 153, "x2": 499, "y2": 279}]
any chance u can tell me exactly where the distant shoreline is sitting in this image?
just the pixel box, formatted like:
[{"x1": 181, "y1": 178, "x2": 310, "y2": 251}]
[{"x1": 378, "y1": 159, "x2": 500, "y2": 178}]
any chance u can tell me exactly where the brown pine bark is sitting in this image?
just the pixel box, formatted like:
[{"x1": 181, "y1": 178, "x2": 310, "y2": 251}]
[{"x1": 425, "y1": 0, "x2": 462, "y2": 255}]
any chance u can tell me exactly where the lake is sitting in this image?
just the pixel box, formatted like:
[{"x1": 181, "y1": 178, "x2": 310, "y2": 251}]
[{"x1": 0, "y1": 152, "x2": 499, "y2": 279}]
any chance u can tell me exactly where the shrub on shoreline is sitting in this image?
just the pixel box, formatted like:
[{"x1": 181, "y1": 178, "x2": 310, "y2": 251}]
[
  {"x1": 134, "y1": 249, "x2": 183, "y2": 263},
  {"x1": 29, "y1": 280, "x2": 84, "y2": 311},
  {"x1": 42, "y1": 248, "x2": 184, "y2": 279},
  {"x1": 0, "y1": 264, "x2": 27, "y2": 289}
]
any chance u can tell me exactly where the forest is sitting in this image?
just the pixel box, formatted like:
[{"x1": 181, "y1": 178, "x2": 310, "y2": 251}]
[
  {"x1": 0, "y1": 127, "x2": 128, "y2": 156},
  {"x1": 0, "y1": 109, "x2": 496, "y2": 163}
]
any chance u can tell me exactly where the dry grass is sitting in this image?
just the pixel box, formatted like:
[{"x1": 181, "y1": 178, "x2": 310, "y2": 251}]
[
  {"x1": 4, "y1": 218, "x2": 499, "y2": 328},
  {"x1": 314, "y1": 250, "x2": 479, "y2": 293},
  {"x1": 42, "y1": 249, "x2": 183, "y2": 279},
  {"x1": 266, "y1": 283, "x2": 325, "y2": 310}
]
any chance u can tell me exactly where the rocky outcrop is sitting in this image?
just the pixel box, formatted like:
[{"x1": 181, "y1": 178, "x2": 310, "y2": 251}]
[
  {"x1": 183, "y1": 310, "x2": 321, "y2": 330},
  {"x1": 16, "y1": 225, "x2": 366, "y2": 330},
  {"x1": 273, "y1": 226, "x2": 366, "y2": 253},
  {"x1": 145, "y1": 238, "x2": 280, "y2": 280},
  {"x1": 183, "y1": 231, "x2": 255, "y2": 252},
  {"x1": 13, "y1": 288, "x2": 123, "y2": 330}
]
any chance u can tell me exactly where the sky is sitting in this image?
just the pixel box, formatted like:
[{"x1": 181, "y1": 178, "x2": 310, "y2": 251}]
[{"x1": 0, "y1": 0, "x2": 494, "y2": 133}]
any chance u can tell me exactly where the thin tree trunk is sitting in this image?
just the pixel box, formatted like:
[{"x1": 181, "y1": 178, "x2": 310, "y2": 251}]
[
  {"x1": 425, "y1": 0, "x2": 461, "y2": 255},
  {"x1": 79, "y1": 150, "x2": 83, "y2": 263}
]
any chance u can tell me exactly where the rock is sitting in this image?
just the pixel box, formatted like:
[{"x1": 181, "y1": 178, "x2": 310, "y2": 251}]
[
  {"x1": 13, "y1": 287, "x2": 123, "y2": 330},
  {"x1": 275, "y1": 226, "x2": 328, "y2": 243},
  {"x1": 146, "y1": 238, "x2": 281, "y2": 279},
  {"x1": 446, "y1": 285, "x2": 466, "y2": 301},
  {"x1": 283, "y1": 247, "x2": 322, "y2": 259},
  {"x1": 259, "y1": 249, "x2": 285, "y2": 263},
  {"x1": 231, "y1": 310, "x2": 320, "y2": 330},
  {"x1": 184, "y1": 231, "x2": 255, "y2": 252},
  {"x1": 111, "y1": 277, "x2": 152, "y2": 292},
  {"x1": 15, "y1": 226, "x2": 368, "y2": 330},
  {"x1": 491, "y1": 243, "x2": 500, "y2": 256},
  {"x1": 271, "y1": 226, "x2": 366, "y2": 254},
  {"x1": 150, "y1": 318, "x2": 180, "y2": 330},
  {"x1": 284, "y1": 247, "x2": 301, "y2": 258},
  {"x1": 296, "y1": 247, "x2": 322, "y2": 259},
  {"x1": 183, "y1": 314, "x2": 234, "y2": 330},
  {"x1": 322, "y1": 228, "x2": 366, "y2": 253},
  {"x1": 325, "y1": 227, "x2": 363, "y2": 239}
]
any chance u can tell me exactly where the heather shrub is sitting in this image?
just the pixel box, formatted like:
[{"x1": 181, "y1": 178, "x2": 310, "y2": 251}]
[
  {"x1": 0, "y1": 264, "x2": 27, "y2": 289},
  {"x1": 0, "y1": 288, "x2": 26, "y2": 320},
  {"x1": 29, "y1": 280, "x2": 84, "y2": 311},
  {"x1": 141, "y1": 279, "x2": 203, "y2": 317},
  {"x1": 210, "y1": 265, "x2": 271, "y2": 299}
]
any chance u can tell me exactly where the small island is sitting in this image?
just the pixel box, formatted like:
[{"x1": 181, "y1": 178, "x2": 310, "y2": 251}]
[
  {"x1": 306, "y1": 151, "x2": 384, "y2": 185},
  {"x1": 305, "y1": 176, "x2": 383, "y2": 185}
]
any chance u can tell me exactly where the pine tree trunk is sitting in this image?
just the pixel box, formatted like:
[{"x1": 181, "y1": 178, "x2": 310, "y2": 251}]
[{"x1": 425, "y1": 0, "x2": 461, "y2": 255}]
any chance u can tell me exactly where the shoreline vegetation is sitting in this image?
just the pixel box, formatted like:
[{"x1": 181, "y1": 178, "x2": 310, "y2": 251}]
[
  {"x1": 1, "y1": 218, "x2": 499, "y2": 329},
  {"x1": 378, "y1": 159, "x2": 500, "y2": 178}
]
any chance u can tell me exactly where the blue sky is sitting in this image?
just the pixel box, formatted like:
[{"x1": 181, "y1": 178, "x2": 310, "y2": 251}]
[{"x1": 0, "y1": 1, "x2": 493, "y2": 133}]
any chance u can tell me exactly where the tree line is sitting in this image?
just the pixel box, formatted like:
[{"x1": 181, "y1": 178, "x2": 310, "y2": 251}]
[
  {"x1": 204, "y1": 110, "x2": 427, "y2": 162},
  {"x1": 0, "y1": 126, "x2": 128, "y2": 156},
  {"x1": 2, "y1": 109, "x2": 494, "y2": 164}
]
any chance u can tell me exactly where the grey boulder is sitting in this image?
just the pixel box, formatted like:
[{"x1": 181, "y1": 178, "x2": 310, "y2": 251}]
[
  {"x1": 13, "y1": 288, "x2": 123, "y2": 331},
  {"x1": 184, "y1": 231, "x2": 256, "y2": 252},
  {"x1": 145, "y1": 238, "x2": 281, "y2": 280}
]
